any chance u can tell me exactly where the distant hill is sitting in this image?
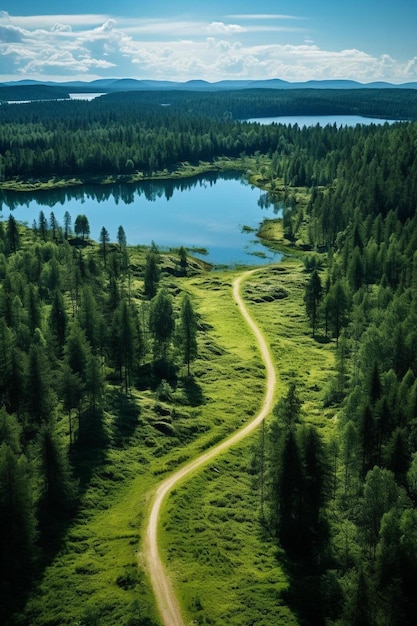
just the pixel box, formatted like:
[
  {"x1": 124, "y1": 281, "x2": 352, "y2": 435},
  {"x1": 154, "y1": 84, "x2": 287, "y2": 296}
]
[
  {"x1": 2, "y1": 77, "x2": 417, "y2": 100},
  {"x1": 0, "y1": 83, "x2": 70, "y2": 102}
]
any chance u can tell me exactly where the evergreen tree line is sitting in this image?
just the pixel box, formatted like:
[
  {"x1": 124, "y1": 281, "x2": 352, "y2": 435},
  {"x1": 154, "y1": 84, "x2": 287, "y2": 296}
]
[
  {"x1": 258, "y1": 120, "x2": 417, "y2": 624},
  {"x1": 1, "y1": 89, "x2": 416, "y2": 181},
  {"x1": 0, "y1": 212, "x2": 197, "y2": 621}
]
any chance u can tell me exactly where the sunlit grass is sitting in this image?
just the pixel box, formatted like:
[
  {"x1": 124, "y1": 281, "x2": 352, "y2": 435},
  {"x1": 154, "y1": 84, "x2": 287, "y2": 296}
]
[
  {"x1": 159, "y1": 260, "x2": 337, "y2": 624},
  {"x1": 22, "y1": 247, "x2": 336, "y2": 625}
]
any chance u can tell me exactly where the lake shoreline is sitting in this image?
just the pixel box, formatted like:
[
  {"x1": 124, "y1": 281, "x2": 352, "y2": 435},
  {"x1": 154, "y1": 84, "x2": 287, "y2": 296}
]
[
  {"x1": 0, "y1": 157, "x2": 257, "y2": 194},
  {"x1": 1, "y1": 165, "x2": 283, "y2": 267}
]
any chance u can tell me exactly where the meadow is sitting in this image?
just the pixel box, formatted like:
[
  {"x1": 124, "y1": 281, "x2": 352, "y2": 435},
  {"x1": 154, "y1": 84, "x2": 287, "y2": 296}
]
[{"x1": 19, "y1": 245, "x2": 336, "y2": 626}]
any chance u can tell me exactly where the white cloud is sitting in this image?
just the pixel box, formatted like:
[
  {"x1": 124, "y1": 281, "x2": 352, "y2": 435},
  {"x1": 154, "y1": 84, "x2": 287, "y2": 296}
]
[
  {"x1": 206, "y1": 22, "x2": 245, "y2": 34},
  {"x1": 0, "y1": 12, "x2": 109, "y2": 29},
  {"x1": 0, "y1": 24, "x2": 23, "y2": 43},
  {"x1": 0, "y1": 12, "x2": 416, "y2": 84},
  {"x1": 51, "y1": 24, "x2": 73, "y2": 33}
]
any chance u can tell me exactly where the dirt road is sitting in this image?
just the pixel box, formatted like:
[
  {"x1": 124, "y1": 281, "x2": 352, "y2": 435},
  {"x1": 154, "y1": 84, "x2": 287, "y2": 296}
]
[{"x1": 143, "y1": 269, "x2": 277, "y2": 626}]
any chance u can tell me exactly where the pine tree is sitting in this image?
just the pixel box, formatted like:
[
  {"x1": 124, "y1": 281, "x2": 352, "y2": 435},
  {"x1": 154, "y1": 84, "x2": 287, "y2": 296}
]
[
  {"x1": 38, "y1": 210, "x2": 48, "y2": 241},
  {"x1": 144, "y1": 244, "x2": 160, "y2": 299},
  {"x1": 85, "y1": 353, "x2": 105, "y2": 414},
  {"x1": 63, "y1": 210, "x2": 72, "y2": 239},
  {"x1": 304, "y1": 268, "x2": 323, "y2": 336},
  {"x1": 49, "y1": 211, "x2": 58, "y2": 242},
  {"x1": 6, "y1": 214, "x2": 20, "y2": 255},
  {"x1": 176, "y1": 293, "x2": 198, "y2": 375},
  {"x1": 117, "y1": 225, "x2": 127, "y2": 248},
  {"x1": 79, "y1": 285, "x2": 101, "y2": 352},
  {"x1": 25, "y1": 342, "x2": 55, "y2": 428},
  {"x1": 149, "y1": 289, "x2": 175, "y2": 363},
  {"x1": 60, "y1": 362, "x2": 84, "y2": 444},
  {"x1": 178, "y1": 246, "x2": 188, "y2": 276},
  {"x1": 49, "y1": 289, "x2": 67, "y2": 355},
  {"x1": 99, "y1": 226, "x2": 110, "y2": 268},
  {"x1": 37, "y1": 422, "x2": 75, "y2": 516},
  {"x1": 273, "y1": 380, "x2": 302, "y2": 432}
]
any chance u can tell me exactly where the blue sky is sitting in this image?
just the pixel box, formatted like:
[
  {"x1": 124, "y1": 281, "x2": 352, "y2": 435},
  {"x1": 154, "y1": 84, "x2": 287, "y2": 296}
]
[{"x1": 1, "y1": 1, "x2": 416, "y2": 84}]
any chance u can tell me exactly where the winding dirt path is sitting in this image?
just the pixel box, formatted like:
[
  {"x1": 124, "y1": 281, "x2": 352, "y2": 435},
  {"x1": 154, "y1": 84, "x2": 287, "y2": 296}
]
[{"x1": 143, "y1": 268, "x2": 277, "y2": 626}]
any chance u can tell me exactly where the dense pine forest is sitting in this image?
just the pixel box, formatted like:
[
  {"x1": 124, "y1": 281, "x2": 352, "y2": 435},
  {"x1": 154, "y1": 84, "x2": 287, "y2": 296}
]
[
  {"x1": 259, "y1": 117, "x2": 417, "y2": 625},
  {"x1": 1, "y1": 89, "x2": 417, "y2": 625},
  {"x1": 0, "y1": 216, "x2": 200, "y2": 624},
  {"x1": 1, "y1": 88, "x2": 417, "y2": 182}
]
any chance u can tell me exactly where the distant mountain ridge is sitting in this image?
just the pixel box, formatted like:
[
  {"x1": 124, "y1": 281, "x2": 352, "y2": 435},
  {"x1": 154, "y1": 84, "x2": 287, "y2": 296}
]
[{"x1": 2, "y1": 77, "x2": 417, "y2": 92}]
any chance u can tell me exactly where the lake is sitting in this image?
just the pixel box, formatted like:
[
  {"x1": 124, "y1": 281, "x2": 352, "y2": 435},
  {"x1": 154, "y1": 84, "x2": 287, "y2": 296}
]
[
  {"x1": 246, "y1": 114, "x2": 396, "y2": 127},
  {"x1": 0, "y1": 173, "x2": 283, "y2": 267}
]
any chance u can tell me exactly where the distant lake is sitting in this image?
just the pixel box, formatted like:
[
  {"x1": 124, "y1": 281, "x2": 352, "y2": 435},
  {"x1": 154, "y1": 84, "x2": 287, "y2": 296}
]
[
  {"x1": 246, "y1": 114, "x2": 397, "y2": 127},
  {"x1": 69, "y1": 93, "x2": 106, "y2": 101},
  {"x1": 0, "y1": 173, "x2": 283, "y2": 267}
]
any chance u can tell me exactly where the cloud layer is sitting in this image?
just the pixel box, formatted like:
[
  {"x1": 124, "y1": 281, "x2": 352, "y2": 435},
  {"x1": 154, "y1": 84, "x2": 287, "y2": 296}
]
[{"x1": 0, "y1": 11, "x2": 416, "y2": 84}]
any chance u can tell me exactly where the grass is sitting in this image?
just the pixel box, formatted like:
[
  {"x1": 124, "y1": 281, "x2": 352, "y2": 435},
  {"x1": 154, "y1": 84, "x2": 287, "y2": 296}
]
[
  {"x1": 20, "y1": 257, "x2": 268, "y2": 625},
  {"x1": 160, "y1": 441, "x2": 297, "y2": 626},
  {"x1": 19, "y1": 243, "x2": 336, "y2": 625},
  {"x1": 157, "y1": 260, "x2": 337, "y2": 625}
]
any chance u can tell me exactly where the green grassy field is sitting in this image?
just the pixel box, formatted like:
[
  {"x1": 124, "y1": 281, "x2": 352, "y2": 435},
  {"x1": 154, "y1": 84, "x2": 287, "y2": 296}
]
[
  {"x1": 159, "y1": 261, "x2": 336, "y2": 625},
  {"x1": 21, "y1": 250, "x2": 336, "y2": 626}
]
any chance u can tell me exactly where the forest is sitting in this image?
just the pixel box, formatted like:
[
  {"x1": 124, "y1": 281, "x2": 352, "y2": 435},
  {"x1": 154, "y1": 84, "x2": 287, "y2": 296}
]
[
  {"x1": 1, "y1": 90, "x2": 417, "y2": 625},
  {"x1": 0, "y1": 88, "x2": 416, "y2": 182},
  {"x1": 0, "y1": 211, "x2": 203, "y2": 623},
  {"x1": 259, "y1": 118, "x2": 417, "y2": 625}
]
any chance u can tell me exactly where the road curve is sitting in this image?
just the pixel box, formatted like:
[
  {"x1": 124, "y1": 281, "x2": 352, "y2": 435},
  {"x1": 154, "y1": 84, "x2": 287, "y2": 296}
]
[{"x1": 143, "y1": 268, "x2": 277, "y2": 626}]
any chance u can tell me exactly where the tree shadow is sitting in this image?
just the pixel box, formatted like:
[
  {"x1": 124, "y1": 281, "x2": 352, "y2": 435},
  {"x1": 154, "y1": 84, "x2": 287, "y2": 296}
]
[
  {"x1": 281, "y1": 560, "x2": 326, "y2": 626},
  {"x1": 280, "y1": 554, "x2": 343, "y2": 626},
  {"x1": 70, "y1": 407, "x2": 108, "y2": 494},
  {"x1": 181, "y1": 375, "x2": 205, "y2": 407},
  {"x1": 2, "y1": 410, "x2": 109, "y2": 625},
  {"x1": 110, "y1": 389, "x2": 141, "y2": 447},
  {"x1": 135, "y1": 360, "x2": 177, "y2": 391}
]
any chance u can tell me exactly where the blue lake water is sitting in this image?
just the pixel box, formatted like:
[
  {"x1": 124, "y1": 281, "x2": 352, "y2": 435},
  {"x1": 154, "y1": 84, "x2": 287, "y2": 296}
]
[
  {"x1": 0, "y1": 173, "x2": 283, "y2": 267},
  {"x1": 1, "y1": 115, "x2": 396, "y2": 266}
]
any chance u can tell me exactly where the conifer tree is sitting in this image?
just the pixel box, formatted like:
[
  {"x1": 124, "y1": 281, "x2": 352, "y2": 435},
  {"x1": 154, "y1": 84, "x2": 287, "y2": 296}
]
[
  {"x1": 49, "y1": 289, "x2": 67, "y2": 355},
  {"x1": 37, "y1": 422, "x2": 75, "y2": 515},
  {"x1": 304, "y1": 269, "x2": 323, "y2": 336},
  {"x1": 6, "y1": 214, "x2": 20, "y2": 255},
  {"x1": 149, "y1": 288, "x2": 175, "y2": 362},
  {"x1": 144, "y1": 243, "x2": 160, "y2": 299},
  {"x1": 99, "y1": 226, "x2": 110, "y2": 268},
  {"x1": 63, "y1": 211, "x2": 72, "y2": 239},
  {"x1": 26, "y1": 342, "x2": 55, "y2": 428},
  {"x1": 38, "y1": 210, "x2": 48, "y2": 241},
  {"x1": 176, "y1": 293, "x2": 198, "y2": 375}
]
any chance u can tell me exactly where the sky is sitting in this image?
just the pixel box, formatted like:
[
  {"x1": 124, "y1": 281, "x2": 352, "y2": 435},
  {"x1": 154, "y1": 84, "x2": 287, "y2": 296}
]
[{"x1": 1, "y1": 1, "x2": 417, "y2": 84}]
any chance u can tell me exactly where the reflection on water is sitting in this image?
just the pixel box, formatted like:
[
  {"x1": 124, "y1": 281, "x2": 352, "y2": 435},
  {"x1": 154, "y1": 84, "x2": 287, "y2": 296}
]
[
  {"x1": 0, "y1": 172, "x2": 283, "y2": 267},
  {"x1": 0, "y1": 171, "x2": 242, "y2": 211}
]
